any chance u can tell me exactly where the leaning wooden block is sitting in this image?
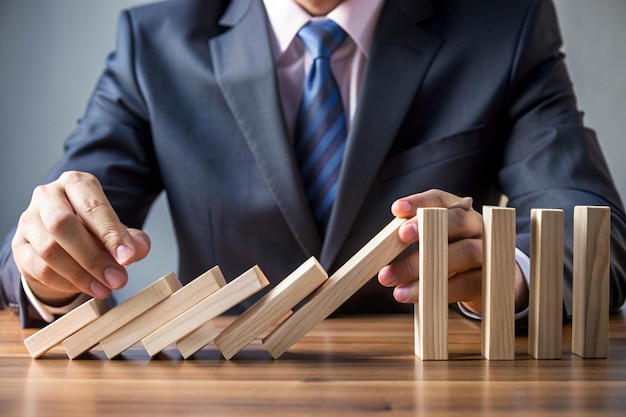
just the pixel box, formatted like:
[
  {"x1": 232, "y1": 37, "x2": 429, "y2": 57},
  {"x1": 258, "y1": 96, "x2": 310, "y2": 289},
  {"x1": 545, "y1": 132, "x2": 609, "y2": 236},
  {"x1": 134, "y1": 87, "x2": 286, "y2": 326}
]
[
  {"x1": 176, "y1": 320, "x2": 221, "y2": 359},
  {"x1": 529, "y1": 209, "x2": 564, "y2": 359},
  {"x1": 482, "y1": 206, "x2": 516, "y2": 360},
  {"x1": 415, "y1": 208, "x2": 448, "y2": 360},
  {"x1": 24, "y1": 298, "x2": 110, "y2": 358},
  {"x1": 263, "y1": 216, "x2": 409, "y2": 359},
  {"x1": 142, "y1": 266, "x2": 269, "y2": 357},
  {"x1": 63, "y1": 273, "x2": 181, "y2": 359},
  {"x1": 99, "y1": 267, "x2": 227, "y2": 358},
  {"x1": 572, "y1": 206, "x2": 611, "y2": 359},
  {"x1": 214, "y1": 257, "x2": 328, "y2": 359}
]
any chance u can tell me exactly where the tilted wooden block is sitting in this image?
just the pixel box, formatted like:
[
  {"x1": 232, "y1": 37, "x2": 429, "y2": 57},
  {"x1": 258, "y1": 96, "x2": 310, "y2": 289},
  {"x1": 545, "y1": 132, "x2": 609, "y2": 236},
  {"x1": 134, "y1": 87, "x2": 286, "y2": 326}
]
[
  {"x1": 99, "y1": 266, "x2": 227, "y2": 358},
  {"x1": 176, "y1": 320, "x2": 221, "y2": 359},
  {"x1": 63, "y1": 273, "x2": 181, "y2": 359},
  {"x1": 214, "y1": 257, "x2": 328, "y2": 359},
  {"x1": 529, "y1": 209, "x2": 564, "y2": 359},
  {"x1": 262, "y1": 216, "x2": 410, "y2": 359},
  {"x1": 415, "y1": 208, "x2": 448, "y2": 360},
  {"x1": 572, "y1": 206, "x2": 611, "y2": 359},
  {"x1": 141, "y1": 266, "x2": 269, "y2": 357},
  {"x1": 24, "y1": 298, "x2": 110, "y2": 359},
  {"x1": 482, "y1": 206, "x2": 516, "y2": 360}
]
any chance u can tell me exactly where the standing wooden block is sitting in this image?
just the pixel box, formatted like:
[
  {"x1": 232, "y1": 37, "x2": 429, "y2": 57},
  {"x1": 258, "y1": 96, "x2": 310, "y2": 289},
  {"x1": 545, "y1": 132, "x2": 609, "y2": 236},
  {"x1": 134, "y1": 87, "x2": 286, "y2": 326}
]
[
  {"x1": 99, "y1": 267, "x2": 227, "y2": 359},
  {"x1": 482, "y1": 206, "x2": 516, "y2": 360},
  {"x1": 24, "y1": 298, "x2": 110, "y2": 358},
  {"x1": 141, "y1": 266, "x2": 269, "y2": 357},
  {"x1": 529, "y1": 209, "x2": 564, "y2": 359},
  {"x1": 415, "y1": 208, "x2": 448, "y2": 360},
  {"x1": 263, "y1": 217, "x2": 410, "y2": 359},
  {"x1": 214, "y1": 257, "x2": 328, "y2": 359},
  {"x1": 63, "y1": 273, "x2": 181, "y2": 359},
  {"x1": 572, "y1": 206, "x2": 611, "y2": 358}
]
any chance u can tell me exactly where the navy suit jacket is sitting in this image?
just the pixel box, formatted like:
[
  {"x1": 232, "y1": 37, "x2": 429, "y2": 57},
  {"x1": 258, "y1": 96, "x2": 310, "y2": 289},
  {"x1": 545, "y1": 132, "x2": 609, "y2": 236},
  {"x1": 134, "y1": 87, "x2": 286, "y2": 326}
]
[{"x1": 2, "y1": 0, "x2": 626, "y2": 327}]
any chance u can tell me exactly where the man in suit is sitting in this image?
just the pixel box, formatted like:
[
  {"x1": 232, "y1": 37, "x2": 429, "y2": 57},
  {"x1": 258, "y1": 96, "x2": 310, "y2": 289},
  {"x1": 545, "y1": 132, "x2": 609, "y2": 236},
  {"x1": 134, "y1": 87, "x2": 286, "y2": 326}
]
[{"x1": 1, "y1": 0, "x2": 625, "y2": 328}]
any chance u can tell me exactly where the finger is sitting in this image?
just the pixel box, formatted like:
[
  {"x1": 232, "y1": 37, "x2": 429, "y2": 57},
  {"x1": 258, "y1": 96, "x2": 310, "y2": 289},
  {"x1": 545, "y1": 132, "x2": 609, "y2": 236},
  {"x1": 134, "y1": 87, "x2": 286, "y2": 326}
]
[
  {"x1": 448, "y1": 238, "x2": 483, "y2": 274},
  {"x1": 390, "y1": 268, "x2": 482, "y2": 305},
  {"x1": 13, "y1": 214, "x2": 113, "y2": 298},
  {"x1": 391, "y1": 189, "x2": 471, "y2": 218},
  {"x1": 33, "y1": 180, "x2": 128, "y2": 291},
  {"x1": 58, "y1": 171, "x2": 138, "y2": 264},
  {"x1": 447, "y1": 205, "x2": 482, "y2": 241}
]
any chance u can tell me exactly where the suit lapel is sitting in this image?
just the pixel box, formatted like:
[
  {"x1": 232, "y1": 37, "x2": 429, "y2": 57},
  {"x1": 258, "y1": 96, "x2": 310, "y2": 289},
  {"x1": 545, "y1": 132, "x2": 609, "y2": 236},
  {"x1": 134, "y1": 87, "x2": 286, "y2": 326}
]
[
  {"x1": 321, "y1": 0, "x2": 443, "y2": 266},
  {"x1": 209, "y1": 0, "x2": 322, "y2": 257}
]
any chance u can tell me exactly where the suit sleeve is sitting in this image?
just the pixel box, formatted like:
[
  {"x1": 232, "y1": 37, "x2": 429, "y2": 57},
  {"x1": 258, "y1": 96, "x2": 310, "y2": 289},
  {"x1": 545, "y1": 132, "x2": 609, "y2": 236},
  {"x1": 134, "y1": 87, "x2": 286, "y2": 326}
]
[
  {"x1": 0, "y1": 11, "x2": 163, "y2": 327},
  {"x1": 499, "y1": 0, "x2": 626, "y2": 317}
]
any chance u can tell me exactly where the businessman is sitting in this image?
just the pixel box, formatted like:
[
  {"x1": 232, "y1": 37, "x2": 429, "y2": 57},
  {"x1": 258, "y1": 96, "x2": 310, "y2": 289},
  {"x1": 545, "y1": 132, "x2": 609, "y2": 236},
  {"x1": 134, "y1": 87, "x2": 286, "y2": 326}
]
[{"x1": 2, "y1": 0, "x2": 625, "y2": 328}]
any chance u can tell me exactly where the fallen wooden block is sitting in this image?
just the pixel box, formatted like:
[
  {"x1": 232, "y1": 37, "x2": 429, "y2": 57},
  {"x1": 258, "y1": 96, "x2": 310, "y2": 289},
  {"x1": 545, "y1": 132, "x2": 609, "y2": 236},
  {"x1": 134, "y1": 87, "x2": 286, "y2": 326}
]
[
  {"x1": 528, "y1": 209, "x2": 564, "y2": 359},
  {"x1": 99, "y1": 267, "x2": 227, "y2": 358},
  {"x1": 482, "y1": 206, "x2": 516, "y2": 360},
  {"x1": 415, "y1": 208, "x2": 448, "y2": 360},
  {"x1": 214, "y1": 257, "x2": 328, "y2": 359},
  {"x1": 24, "y1": 298, "x2": 110, "y2": 359},
  {"x1": 142, "y1": 266, "x2": 269, "y2": 357},
  {"x1": 262, "y1": 216, "x2": 409, "y2": 359},
  {"x1": 63, "y1": 273, "x2": 181, "y2": 359},
  {"x1": 572, "y1": 206, "x2": 611, "y2": 358}
]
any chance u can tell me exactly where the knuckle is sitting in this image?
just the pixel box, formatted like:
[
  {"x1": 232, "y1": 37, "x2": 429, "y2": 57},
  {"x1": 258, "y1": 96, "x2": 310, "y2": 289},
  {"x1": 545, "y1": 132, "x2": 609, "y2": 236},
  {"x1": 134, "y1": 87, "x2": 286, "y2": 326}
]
[
  {"x1": 38, "y1": 238, "x2": 64, "y2": 263},
  {"x1": 46, "y1": 210, "x2": 79, "y2": 237},
  {"x1": 462, "y1": 239, "x2": 483, "y2": 266}
]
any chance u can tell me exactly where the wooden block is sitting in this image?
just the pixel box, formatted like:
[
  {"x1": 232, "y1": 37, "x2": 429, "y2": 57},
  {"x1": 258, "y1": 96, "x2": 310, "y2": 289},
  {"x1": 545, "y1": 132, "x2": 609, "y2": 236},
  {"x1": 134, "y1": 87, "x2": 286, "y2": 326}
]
[
  {"x1": 529, "y1": 209, "x2": 564, "y2": 359},
  {"x1": 63, "y1": 273, "x2": 181, "y2": 359},
  {"x1": 141, "y1": 266, "x2": 269, "y2": 357},
  {"x1": 572, "y1": 206, "x2": 611, "y2": 358},
  {"x1": 482, "y1": 206, "x2": 516, "y2": 360},
  {"x1": 263, "y1": 217, "x2": 410, "y2": 359},
  {"x1": 24, "y1": 298, "x2": 110, "y2": 358},
  {"x1": 414, "y1": 208, "x2": 448, "y2": 360},
  {"x1": 99, "y1": 267, "x2": 227, "y2": 358},
  {"x1": 214, "y1": 257, "x2": 328, "y2": 359},
  {"x1": 176, "y1": 320, "x2": 221, "y2": 359}
]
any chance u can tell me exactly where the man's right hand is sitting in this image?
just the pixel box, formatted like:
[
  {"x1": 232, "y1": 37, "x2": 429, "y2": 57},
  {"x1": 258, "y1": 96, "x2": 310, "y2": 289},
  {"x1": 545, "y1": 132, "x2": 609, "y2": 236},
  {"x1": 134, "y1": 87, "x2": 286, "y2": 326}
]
[{"x1": 11, "y1": 171, "x2": 150, "y2": 306}]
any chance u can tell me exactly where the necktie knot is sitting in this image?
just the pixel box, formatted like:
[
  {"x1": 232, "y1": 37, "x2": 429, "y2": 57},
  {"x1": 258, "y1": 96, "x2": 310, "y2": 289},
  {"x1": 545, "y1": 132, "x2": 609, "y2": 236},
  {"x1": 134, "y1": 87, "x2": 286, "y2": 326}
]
[{"x1": 297, "y1": 20, "x2": 347, "y2": 60}]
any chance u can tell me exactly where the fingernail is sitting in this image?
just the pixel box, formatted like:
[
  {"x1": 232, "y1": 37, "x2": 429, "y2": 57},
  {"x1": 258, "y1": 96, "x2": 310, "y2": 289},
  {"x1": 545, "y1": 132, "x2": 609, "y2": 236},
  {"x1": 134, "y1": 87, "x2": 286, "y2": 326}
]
[
  {"x1": 104, "y1": 267, "x2": 126, "y2": 289},
  {"x1": 116, "y1": 245, "x2": 133, "y2": 264},
  {"x1": 91, "y1": 280, "x2": 110, "y2": 299},
  {"x1": 394, "y1": 286, "x2": 411, "y2": 303},
  {"x1": 378, "y1": 266, "x2": 396, "y2": 286},
  {"x1": 392, "y1": 200, "x2": 412, "y2": 214},
  {"x1": 400, "y1": 223, "x2": 418, "y2": 241}
]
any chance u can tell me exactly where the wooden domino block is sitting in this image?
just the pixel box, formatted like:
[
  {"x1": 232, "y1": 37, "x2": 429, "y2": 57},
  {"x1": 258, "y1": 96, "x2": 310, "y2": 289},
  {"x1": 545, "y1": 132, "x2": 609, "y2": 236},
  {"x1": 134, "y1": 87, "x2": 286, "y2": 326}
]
[
  {"x1": 214, "y1": 257, "x2": 328, "y2": 359},
  {"x1": 572, "y1": 206, "x2": 611, "y2": 358},
  {"x1": 176, "y1": 321, "x2": 221, "y2": 359},
  {"x1": 24, "y1": 298, "x2": 110, "y2": 358},
  {"x1": 141, "y1": 266, "x2": 269, "y2": 357},
  {"x1": 529, "y1": 209, "x2": 564, "y2": 359},
  {"x1": 63, "y1": 273, "x2": 181, "y2": 359},
  {"x1": 415, "y1": 208, "x2": 448, "y2": 360},
  {"x1": 482, "y1": 206, "x2": 516, "y2": 360},
  {"x1": 262, "y1": 216, "x2": 410, "y2": 359},
  {"x1": 99, "y1": 267, "x2": 227, "y2": 358}
]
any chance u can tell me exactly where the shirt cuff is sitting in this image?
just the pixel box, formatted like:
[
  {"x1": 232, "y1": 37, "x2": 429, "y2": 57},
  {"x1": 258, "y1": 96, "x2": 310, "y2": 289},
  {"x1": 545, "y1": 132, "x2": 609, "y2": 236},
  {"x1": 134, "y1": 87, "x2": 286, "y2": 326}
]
[
  {"x1": 20, "y1": 274, "x2": 90, "y2": 323},
  {"x1": 457, "y1": 247, "x2": 531, "y2": 320}
]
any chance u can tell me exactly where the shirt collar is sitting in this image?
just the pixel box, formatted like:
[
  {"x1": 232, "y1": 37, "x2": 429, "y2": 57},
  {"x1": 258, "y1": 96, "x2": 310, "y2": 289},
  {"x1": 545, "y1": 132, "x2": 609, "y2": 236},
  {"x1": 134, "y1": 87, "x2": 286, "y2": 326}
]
[{"x1": 263, "y1": 0, "x2": 385, "y2": 60}]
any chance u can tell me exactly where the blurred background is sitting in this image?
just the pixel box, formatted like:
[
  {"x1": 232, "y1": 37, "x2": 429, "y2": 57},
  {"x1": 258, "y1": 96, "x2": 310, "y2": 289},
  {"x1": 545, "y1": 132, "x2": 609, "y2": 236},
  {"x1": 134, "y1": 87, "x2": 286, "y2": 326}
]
[{"x1": 1, "y1": 0, "x2": 625, "y2": 301}]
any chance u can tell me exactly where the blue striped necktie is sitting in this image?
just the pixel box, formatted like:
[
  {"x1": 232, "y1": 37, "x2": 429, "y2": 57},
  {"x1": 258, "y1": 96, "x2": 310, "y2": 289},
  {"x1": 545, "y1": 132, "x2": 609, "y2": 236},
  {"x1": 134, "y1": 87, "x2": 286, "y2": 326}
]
[{"x1": 294, "y1": 20, "x2": 348, "y2": 237}]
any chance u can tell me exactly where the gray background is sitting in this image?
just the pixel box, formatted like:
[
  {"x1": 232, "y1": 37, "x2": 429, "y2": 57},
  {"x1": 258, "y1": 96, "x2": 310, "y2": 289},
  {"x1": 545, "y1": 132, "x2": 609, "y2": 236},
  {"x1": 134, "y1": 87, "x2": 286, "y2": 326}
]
[{"x1": 1, "y1": 0, "x2": 625, "y2": 300}]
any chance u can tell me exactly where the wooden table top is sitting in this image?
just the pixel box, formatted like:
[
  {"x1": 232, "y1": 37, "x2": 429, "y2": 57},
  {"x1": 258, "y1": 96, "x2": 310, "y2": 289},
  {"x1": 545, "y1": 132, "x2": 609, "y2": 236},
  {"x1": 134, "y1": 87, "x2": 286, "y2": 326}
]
[{"x1": 1, "y1": 308, "x2": 625, "y2": 417}]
